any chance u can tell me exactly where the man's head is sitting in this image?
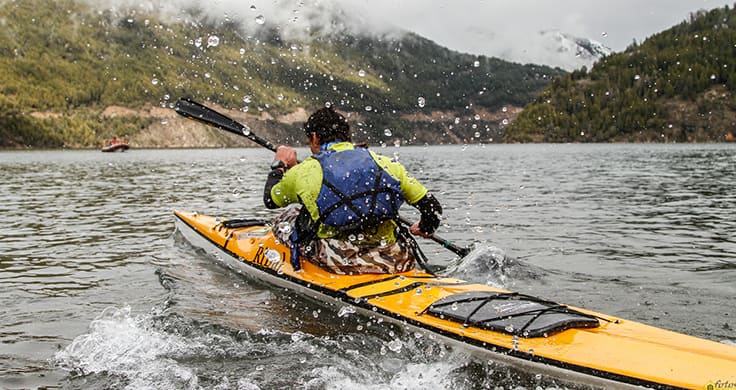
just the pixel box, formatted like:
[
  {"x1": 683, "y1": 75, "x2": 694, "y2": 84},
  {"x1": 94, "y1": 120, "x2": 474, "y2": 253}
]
[{"x1": 303, "y1": 105, "x2": 352, "y2": 147}]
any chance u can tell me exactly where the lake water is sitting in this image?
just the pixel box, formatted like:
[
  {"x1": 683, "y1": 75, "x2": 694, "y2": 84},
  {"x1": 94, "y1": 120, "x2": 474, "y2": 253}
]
[{"x1": 1, "y1": 144, "x2": 734, "y2": 389}]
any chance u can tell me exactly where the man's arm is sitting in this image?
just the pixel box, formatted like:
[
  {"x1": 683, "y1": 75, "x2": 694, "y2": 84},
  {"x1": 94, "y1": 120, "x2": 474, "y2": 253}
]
[
  {"x1": 263, "y1": 168, "x2": 284, "y2": 209},
  {"x1": 263, "y1": 146, "x2": 297, "y2": 209},
  {"x1": 410, "y1": 192, "x2": 442, "y2": 236}
]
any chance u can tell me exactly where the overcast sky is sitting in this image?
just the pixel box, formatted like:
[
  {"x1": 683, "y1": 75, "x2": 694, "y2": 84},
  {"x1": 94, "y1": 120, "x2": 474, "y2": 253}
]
[
  {"x1": 339, "y1": 0, "x2": 735, "y2": 67},
  {"x1": 119, "y1": 0, "x2": 735, "y2": 67},
  {"x1": 352, "y1": 1, "x2": 733, "y2": 50}
]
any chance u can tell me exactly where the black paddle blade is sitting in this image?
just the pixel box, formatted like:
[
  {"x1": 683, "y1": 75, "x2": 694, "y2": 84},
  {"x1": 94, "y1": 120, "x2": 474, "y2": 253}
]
[{"x1": 174, "y1": 97, "x2": 276, "y2": 152}]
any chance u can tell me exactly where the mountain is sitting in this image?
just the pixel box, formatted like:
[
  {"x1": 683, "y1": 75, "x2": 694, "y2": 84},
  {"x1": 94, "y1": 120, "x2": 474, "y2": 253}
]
[
  {"x1": 505, "y1": 6, "x2": 736, "y2": 143},
  {"x1": 538, "y1": 30, "x2": 613, "y2": 71},
  {"x1": 0, "y1": 0, "x2": 565, "y2": 149}
]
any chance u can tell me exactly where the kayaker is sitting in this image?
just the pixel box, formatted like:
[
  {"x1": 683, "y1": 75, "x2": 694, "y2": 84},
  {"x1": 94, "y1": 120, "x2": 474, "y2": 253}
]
[{"x1": 263, "y1": 105, "x2": 443, "y2": 274}]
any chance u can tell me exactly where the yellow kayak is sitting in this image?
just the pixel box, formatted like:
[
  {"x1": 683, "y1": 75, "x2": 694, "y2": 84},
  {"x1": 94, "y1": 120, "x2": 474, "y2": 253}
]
[{"x1": 174, "y1": 210, "x2": 736, "y2": 390}]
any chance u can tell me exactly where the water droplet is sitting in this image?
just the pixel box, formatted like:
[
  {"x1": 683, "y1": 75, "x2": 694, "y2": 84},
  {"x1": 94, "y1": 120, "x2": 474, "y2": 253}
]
[
  {"x1": 415, "y1": 288, "x2": 423, "y2": 295},
  {"x1": 291, "y1": 332, "x2": 305, "y2": 342},
  {"x1": 265, "y1": 249, "x2": 280, "y2": 263},
  {"x1": 242, "y1": 128, "x2": 251, "y2": 136},
  {"x1": 207, "y1": 35, "x2": 220, "y2": 47},
  {"x1": 451, "y1": 302, "x2": 459, "y2": 311},
  {"x1": 473, "y1": 60, "x2": 480, "y2": 67},
  {"x1": 387, "y1": 339, "x2": 403, "y2": 352},
  {"x1": 474, "y1": 131, "x2": 481, "y2": 138},
  {"x1": 250, "y1": 5, "x2": 257, "y2": 11},
  {"x1": 634, "y1": 74, "x2": 641, "y2": 80},
  {"x1": 194, "y1": 37, "x2": 203, "y2": 48},
  {"x1": 417, "y1": 96, "x2": 426, "y2": 108},
  {"x1": 380, "y1": 239, "x2": 387, "y2": 246},
  {"x1": 502, "y1": 118, "x2": 509, "y2": 125},
  {"x1": 239, "y1": 48, "x2": 246, "y2": 55},
  {"x1": 338, "y1": 306, "x2": 356, "y2": 317},
  {"x1": 255, "y1": 15, "x2": 265, "y2": 25},
  {"x1": 601, "y1": 32, "x2": 608, "y2": 37},
  {"x1": 365, "y1": 105, "x2": 372, "y2": 111},
  {"x1": 474, "y1": 114, "x2": 480, "y2": 120},
  {"x1": 505, "y1": 325, "x2": 515, "y2": 333},
  {"x1": 277, "y1": 93, "x2": 284, "y2": 101},
  {"x1": 243, "y1": 95, "x2": 252, "y2": 103},
  {"x1": 384, "y1": 128, "x2": 392, "y2": 137},
  {"x1": 151, "y1": 78, "x2": 159, "y2": 85},
  {"x1": 357, "y1": 234, "x2": 364, "y2": 241},
  {"x1": 502, "y1": 106, "x2": 508, "y2": 113},
  {"x1": 358, "y1": 69, "x2": 366, "y2": 77},
  {"x1": 454, "y1": 117, "x2": 460, "y2": 124},
  {"x1": 348, "y1": 234, "x2": 356, "y2": 241}
]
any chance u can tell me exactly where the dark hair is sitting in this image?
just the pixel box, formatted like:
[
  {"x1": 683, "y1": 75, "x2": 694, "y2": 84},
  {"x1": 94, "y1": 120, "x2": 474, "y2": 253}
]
[{"x1": 303, "y1": 105, "x2": 351, "y2": 144}]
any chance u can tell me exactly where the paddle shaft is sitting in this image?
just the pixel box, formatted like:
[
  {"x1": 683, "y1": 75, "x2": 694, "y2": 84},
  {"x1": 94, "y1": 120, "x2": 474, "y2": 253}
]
[
  {"x1": 174, "y1": 98, "x2": 277, "y2": 152},
  {"x1": 398, "y1": 216, "x2": 469, "y2": 257},
  {"x1": 173, "y1": 97, "x2": 470, "y2": 258}
]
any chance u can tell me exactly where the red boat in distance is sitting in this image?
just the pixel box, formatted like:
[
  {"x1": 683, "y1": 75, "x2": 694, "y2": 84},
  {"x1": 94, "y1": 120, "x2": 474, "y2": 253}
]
[{"x1": 101, "y1": 137, "x2": 129, "y2": 152}]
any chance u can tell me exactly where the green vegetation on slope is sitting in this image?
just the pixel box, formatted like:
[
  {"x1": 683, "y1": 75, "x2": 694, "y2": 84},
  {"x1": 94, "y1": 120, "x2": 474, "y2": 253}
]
[
  {"x1": 505, "y1": 6, "x2": 736, "y2": 142},
  {"x1": 0, "y1": 0, "x2": 564, "y2": 148}
]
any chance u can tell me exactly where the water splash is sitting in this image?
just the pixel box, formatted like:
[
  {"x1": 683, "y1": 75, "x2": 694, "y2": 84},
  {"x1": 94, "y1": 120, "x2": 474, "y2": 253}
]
[
  {"x1": 441, "y1": 244, "x2": 540, "y2": 288},
  {"x1": 54, "y1": 306, "x2": 199, "y2": 389}
]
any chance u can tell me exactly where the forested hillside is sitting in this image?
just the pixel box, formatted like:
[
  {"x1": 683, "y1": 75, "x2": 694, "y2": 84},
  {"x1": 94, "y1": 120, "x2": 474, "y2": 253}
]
[
  {"x1": 0, "y1": 0, "x2": 563, "y2": 148},
  {"x1": 505, "y1": 5, "x2": 736, "y2": 142}
]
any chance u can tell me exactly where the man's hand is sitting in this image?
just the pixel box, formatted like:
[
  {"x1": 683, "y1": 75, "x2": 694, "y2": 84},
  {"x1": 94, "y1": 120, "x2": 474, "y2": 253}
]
[
  {"x1": 410, "y1": 221, "x2": 432, "y2": 238},
  {"x1": 274, "y1": 146, "x2": 297, "y2": 169}
]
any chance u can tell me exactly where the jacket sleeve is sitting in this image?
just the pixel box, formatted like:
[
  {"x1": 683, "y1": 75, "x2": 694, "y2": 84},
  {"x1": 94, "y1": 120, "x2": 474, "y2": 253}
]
[
  {"x1": 410, "y1": 192, "x2": 442, "y2": 235},
  {"x1": 263, "y1": 169, "x2": 284, "y2": 209}
]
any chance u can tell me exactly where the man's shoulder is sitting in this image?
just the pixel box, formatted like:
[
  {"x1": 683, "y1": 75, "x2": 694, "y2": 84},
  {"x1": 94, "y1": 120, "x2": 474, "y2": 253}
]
[{"x1": 285, "y1": 156, "x2": 321, "y2": 177}]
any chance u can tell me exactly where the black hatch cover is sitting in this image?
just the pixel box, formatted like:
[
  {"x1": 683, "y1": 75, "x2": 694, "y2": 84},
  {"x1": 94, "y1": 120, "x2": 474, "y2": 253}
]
[{"x1": 425, "y1": 291, "x2": 600, "y2": 338}]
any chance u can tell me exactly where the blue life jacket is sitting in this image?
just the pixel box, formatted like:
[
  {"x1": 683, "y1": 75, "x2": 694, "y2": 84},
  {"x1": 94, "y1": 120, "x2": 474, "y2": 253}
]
[{"x1": 312, "y1": 147, "x2": 404, "y2": 233}]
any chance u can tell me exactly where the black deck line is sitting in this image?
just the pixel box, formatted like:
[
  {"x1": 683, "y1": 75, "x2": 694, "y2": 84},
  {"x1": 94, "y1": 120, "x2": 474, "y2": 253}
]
[
  {"x1": 364, "y1": 281, "x2": 426, "y2": 298},
  {"x1": 174, "y1": 213, "x2": 686, "y2": 390},
  {"x1": 339, "y1": 273, "x2": 446, "y2": 294},
  {"x1": 338, "y1": 275, "x2": 402, "y2": 292}
]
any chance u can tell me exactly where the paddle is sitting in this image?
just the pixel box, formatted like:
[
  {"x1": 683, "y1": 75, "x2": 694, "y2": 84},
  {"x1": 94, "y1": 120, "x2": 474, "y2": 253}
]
[
  {"x1": 398, "y1": 216, "x2": 470, "y2": 257},
  {"x1": 174, "y1": 97, "x2": 277, "y2": 152},
  {"x1": 173, "y1": 97, "x2": 471, "y2": 258}
]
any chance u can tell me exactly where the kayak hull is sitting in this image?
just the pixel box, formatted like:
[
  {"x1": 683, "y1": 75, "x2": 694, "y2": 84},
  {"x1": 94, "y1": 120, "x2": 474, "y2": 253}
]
[
  {"x1": 101, "y1": 143, "x2": 129, "y2": 152},
  {"x1": 174, "y1": 210, "x2": 736, "y2": 390}
]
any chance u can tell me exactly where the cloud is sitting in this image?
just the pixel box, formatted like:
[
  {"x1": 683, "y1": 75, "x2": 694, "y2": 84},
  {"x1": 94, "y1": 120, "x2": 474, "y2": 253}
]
[
  {"x1": 85, "y1": 0, "x2": 734, "y2": 68},
  {"x1": 91, "y1": 0, "x2": 403, "y2": 41}
]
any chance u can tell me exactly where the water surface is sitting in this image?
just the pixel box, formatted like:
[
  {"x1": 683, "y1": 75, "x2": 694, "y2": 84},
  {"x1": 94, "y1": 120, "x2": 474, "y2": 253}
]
[{"x1": 1, "y1": 144, "x2": 734, "y2": 389}]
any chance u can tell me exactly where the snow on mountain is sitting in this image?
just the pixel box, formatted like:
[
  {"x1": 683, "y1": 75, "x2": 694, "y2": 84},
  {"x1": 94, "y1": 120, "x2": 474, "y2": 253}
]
[{"x1": 536, "y1": 30, "x2": 613, "y2": 70}]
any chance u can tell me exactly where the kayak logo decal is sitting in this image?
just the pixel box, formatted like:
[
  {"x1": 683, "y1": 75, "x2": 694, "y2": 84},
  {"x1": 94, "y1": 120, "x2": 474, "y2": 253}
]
[
  {"x1": 706, "y1": 380, "x2": 736, "y2": 390},
  {"x1": 250, "y1": 246, "x2": 286, "y2": 273}
]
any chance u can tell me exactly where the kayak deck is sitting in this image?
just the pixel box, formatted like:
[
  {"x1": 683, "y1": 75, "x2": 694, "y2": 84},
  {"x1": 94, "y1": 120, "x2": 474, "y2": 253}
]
[{"x1": 174, "y1": 210, "x2": 736, "y2": 390}]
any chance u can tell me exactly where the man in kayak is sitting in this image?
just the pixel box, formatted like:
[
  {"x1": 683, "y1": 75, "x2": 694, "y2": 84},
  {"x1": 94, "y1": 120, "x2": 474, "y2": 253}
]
[{"x1": 263, "y1": 105, "x2": 442, "y2": 274}]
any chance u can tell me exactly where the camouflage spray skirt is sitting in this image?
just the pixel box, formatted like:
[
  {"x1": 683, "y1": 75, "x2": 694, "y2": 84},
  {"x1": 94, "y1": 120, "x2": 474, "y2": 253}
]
[{"x1": 273, "y1": 205, "x2": 415, "y2": 275}]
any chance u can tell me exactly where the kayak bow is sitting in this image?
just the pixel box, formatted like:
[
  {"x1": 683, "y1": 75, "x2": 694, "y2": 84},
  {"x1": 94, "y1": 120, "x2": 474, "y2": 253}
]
[{"x1": 174, "y1": 210, "x2": 736, "y2": 389}]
